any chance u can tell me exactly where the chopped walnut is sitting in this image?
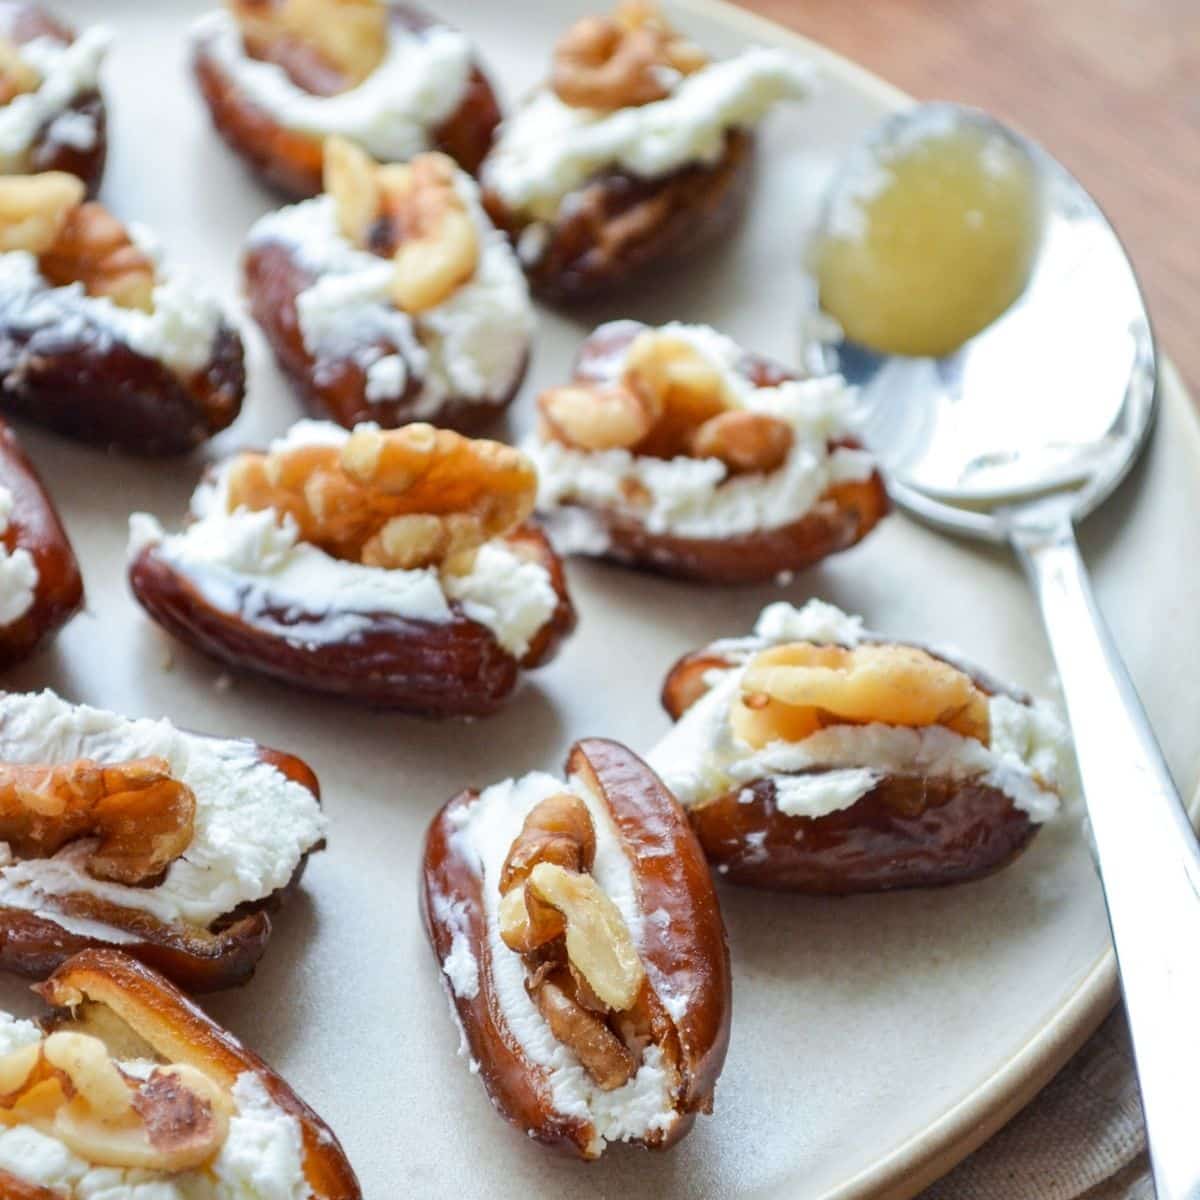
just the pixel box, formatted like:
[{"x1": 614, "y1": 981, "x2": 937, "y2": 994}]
[
  {"x1": 0, "y1": 758, "x2": 196, "y2": 886},
  {"x1": 324, "y1": 138, "x2": 479, "y2": 313},
  {"x1": 0, "y1": 1030, "x2": 232, "y2": 1171},
  {"x1": 0, "y1": 171, "x2": 85, "y2": 255},
  {"x1": 551, "y1": 0, "x2": 708, "y2": 111},
  {"x1": 538, "y1": 328, "x2": 795, "y2": 475},
  {"x1": 230, "y1": 0, "x2": 387, "y2": 89},
  {"x1": 497, "y1": 792, "x2": 649, "y2": 1091},
  {"x1": 0, "y1": 38, "x2": 39, "y2": 107},
  {"x1": 733, "y1": 641, "x2": 993, "y2": 750},
  {"x1": 225, "y1": 423, "x2": 537, "y2": 573}
]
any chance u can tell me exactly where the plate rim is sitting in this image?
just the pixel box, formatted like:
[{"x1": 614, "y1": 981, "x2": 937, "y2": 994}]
[{"x1": 674, "y1": 2, "x2": 1189, "y2": 1194}]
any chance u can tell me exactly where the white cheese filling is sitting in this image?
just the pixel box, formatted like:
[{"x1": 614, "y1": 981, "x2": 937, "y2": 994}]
[
  {"x1": 246, "y1": 172, "x2": 534, "y2": 415},
  {"x1": 0, "y1": 689, "x2": 328, "y2": 930},
  {"x1": 192, "y1": 8, "x2": 472, "y2": 162},
  {"x1": 129, "y1": 420, "x2": 557, "y2": 660},
  {"x1": 484, "y1": 46, "x2": 817, "y2": 222},
  {"x1": 0, "y1": 25, "x2": 109, "y2": 170},
  {"x1": 647, "y1": 600, "x2": 1074, "y2": 824},
  {"x1": 0, "y1": 1013, "x2": 311, "y2": 1199},
  {"x1": 0, "y1": 484, "x2": 37, "y2": 625},
  {"x1": 0, "y1": 226, "x2": 228, "y2": 375},
  {"x1": 523, "y1": 323, "x2": 874, "y2": 546},
  {"x1": 443, "y1": 771, "x2": 682, "y2": 1155}
]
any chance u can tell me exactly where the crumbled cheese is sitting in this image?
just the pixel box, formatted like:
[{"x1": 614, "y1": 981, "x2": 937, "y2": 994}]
[
  {"x1": 131, "y1": 420, "x2": 557, "y2": 659},
  {"x1": 524, "y1": 325, "x2": 873, "y2": 541},
  {"x1": 0, "y1": 26, "x2": 109, "y2": 169},
  {"x1": 0, "y1": 689, "x2": 327, "y2": 929},
  {"x1": 484, "y1": 47, "x2": 817, "y2": 221},
  {"x1": 648, "y1": 600, "x2": 1073, "y2": 823},
  {"x1": 192, "y1": 8, "x2": 472, "y2": 162},
  {"x1": 0, "y1": 484, "x2": 37, "y2": 625},
  {"x1": 453, "y1": 771, "x2": 682, "y2": 1153},
  {"x1": 247, "y1": 172, "x2": 534, "y2": 416}
]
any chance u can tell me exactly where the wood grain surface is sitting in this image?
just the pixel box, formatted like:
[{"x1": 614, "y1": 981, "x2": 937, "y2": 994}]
[{"x1": 738, "y1": 0, "x2": 1199, "y2": 392}]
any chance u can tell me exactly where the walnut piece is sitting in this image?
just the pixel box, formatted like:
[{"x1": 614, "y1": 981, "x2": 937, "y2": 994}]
[
  {"x1": 0, "y1": 758, "x2": 196, "y2": 886},
  {"x1": 0, "y1": 171, "x2": 85, "y2": 255},
  {"x1": 230, "y1": 0, "x2": 387, "y2": 89},
  {"x1": 40, "y1": 201, "x2": 158, "y2": 312},
  {"x1": 733, "y1": 641, "x2": 993, "y2": 750},
  {"x1": 551, "y1": 1, "x2": 708, "y2": 111},
  {"x1": 225, "y1": 423, "x2": 537, "y2": 573},
  {"x1": 324, "y1": 137, "x2": 479, "y2": 312},
  {"x1": 538, "y1": 328, "x2": 795, "y2": 475},
  {"x1": 0, "y1": 1030, "x2": 231, "y2": 1171},
  {"x1": 0, "y1": 38, "x2": 39, "y2": 107}
]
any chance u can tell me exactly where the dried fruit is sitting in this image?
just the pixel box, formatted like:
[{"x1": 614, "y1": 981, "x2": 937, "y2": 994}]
[{"x1": 0, "y1": 757, "x2": 196, "y2": 886}]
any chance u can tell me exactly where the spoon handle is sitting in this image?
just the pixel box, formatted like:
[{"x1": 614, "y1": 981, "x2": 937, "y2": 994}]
[{"x1": 1014, "y1": 518, "x2": 1200, "y2": 1200}]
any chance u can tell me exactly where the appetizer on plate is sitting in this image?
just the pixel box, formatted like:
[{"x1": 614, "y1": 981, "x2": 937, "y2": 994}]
[
  {"x1": 0, "y1": 949, "x2": 361, "y2": 1197},
  {"x1": 652, "y1": 599, "x2": 1076, "y2": 892},
  {"x1": 0, "y1": 416, "x2": 81, "y2": 667},
  {"x1": 191, "y1": 0, "x2": 501, "y2": 198},
  {"x1": 0, "y1": 172, "x2": 245, "y2": 454},
  {"x1": 0, "y1": 3, "x2": 109, "y2": 194},
  {"x1": 129, "y1": 420, "x2": 576, "y2": 718},
  {"x1": 422, "y1": 737, "x2": 730, "y2": 1158},
  {"x1": 522, "y1": 319, "x2": 888, "y2": 582},
  {"x1": 0, "y1": 688, "x2": 327, "y2": 990},
  {"x1": 480, "y1": 0, "x2": 815, "y2": 300},
  {"x1": 245, "y1": 137, "x2": 534, "y2": 432}
]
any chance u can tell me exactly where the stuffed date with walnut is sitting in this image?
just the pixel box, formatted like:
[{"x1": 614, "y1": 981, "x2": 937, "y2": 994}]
[
  {"x1": 0, "y1": 3, "x2": 109, "y2": 194},
  {"x1": 191, "y1": 0, "x2": 501, "y2": 199},
  {"x1": 651, "y1": 599, "x2": 1078, "y2": 892},
  {"x1": 0, "y1": 415, "x2": 81, "y2": 667},
  {"x1": 0, "y1": 172, "x2": 244, "y2": 454},
  {"x1": 244, "y1": 137, "x2": 534, "y2": 432},
  {"x1": 480, "y1": 0, "x2": 815, "y2": 302},
  {"x1": 422, "y1": 737, "x2": 731, "y2": 1158},
  {"x1": 522, "y1": 318, "x2": 888, "y2": 583},
  {"x1": 0, "y1": 688, "x2": 327, "y2": 990},
  {"x1": 0, "y1": 948, "x2": 360, "y2": 1197},
  {"x1": 129, "y1": 419, "x2": 576, "y2": 718}
]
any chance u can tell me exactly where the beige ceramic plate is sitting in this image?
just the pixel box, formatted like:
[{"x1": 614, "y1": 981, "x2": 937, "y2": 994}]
[{"x1": 1, "y1": 1, "x2": 1195, "y2": 1197}]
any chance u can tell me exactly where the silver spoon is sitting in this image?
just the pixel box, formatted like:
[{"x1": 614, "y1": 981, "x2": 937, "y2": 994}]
[{"x1": 817, "y1": 103, "x2": 1194, "y2": 1198}]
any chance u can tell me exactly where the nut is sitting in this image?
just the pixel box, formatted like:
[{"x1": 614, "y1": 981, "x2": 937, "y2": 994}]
[
  {"x1": 0, "y1": 758, "x2": 196, "y2": 886},
  {"x1": 526, "y1": 861, "x2": 645, "y2": 1012},
  {"x1": 551, "y1": 1, "x2": 708, "y2": 111},
  {"x1": 324, "y1": 139, "x2": 479, "y2": 312},
  {"x1": 499, "y1": 791, "x2": 596, "y2": 892},
  {"x1": 733, "y1": 641, "x2": 992, "y2": 750},
  {"x1": 0, "y1": 172, "x2": 85, "y2": 255},
  {"x1": 231, "y1": 0, "x2": 387, "y2": 89},
  {"x1": 689, "y1": 410, "x2": 794, "y2": 474},
  {"x1": 39, "y1": 201, "x2": 158, "y2": 312},
  {"x1": 0, "y1": 1030, "x2": 231, "y2": 1171},
  {"x1": 538, "y1": 383, "x2": 661, "y2": 452},
  {"x1": 225, "y1": 423, "x2": 537, "y2": 572},
  {"x1": 530, "y1": 969, "x2": 637, "y2": 1090},
  {"x1": 0, "y1": 38, "x2": 39, "y2": 107}
]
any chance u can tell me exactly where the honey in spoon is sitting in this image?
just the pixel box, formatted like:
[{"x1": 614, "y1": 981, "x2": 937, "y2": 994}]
[{"x1": 815, "y1": 110, "x2": 1043, "y2": 359}]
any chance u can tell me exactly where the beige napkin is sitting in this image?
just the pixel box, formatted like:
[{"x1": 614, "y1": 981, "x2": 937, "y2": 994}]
[{"x1": 921, "y1": 1007, "x2": 1151, "y2": 1198}]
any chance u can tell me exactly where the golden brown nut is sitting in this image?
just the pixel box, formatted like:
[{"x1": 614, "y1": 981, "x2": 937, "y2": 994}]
[
  {"x1": 192, "y1": 2, "x2": 501, "y2": 198},
  {"x1": 422, "y1": 738, "x2": 731, "y2": 1158}
]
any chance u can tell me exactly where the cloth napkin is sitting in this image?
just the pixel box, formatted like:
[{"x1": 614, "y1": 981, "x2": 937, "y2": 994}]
[{"x1": 921, "y1": 1007, "x2": 1151, "y2": 1198}]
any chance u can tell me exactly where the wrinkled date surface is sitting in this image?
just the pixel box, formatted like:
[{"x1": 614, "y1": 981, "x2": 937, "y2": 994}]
[
  {"x1": 0, "y1": 417, "x2": 82, "y2": 666},
  {"x1": 545, "y1": 320, "x2": 890, "y2": 582},
  {"x1": 0, "y1": 742, "x2": 322, "y2": 991},
  {"x1": 0, "y1": 3, "x2": 108, "y2": 194},
  {"x1": 28, "y1": 950, "x2": 361, "y2": 1198},
  {"x1": 661, "y1": 643, "x2": 1043, "y2": 892},
  {"x1": 484, "y1": 129, "x2": 753, "y2": 303},
  {"x1": 130, "y1": 522, "x2": 575, "y2": 718},
  {"x1": 192, "y1": 3, "x2": 501, "y2": 199},
  {"x1": 422, "y1": 738, "x2": 731, "y2": 1157}
]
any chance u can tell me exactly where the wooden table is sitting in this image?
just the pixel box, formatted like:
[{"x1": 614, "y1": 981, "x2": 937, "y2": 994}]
[{"x1": 739, "y1": 0, "x2": 1199, "y2": 393}]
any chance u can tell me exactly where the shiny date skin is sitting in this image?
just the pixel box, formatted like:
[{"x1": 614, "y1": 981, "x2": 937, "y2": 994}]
[{"x1": 192, "y1": 2, "x2": 502, "y2": 199}]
